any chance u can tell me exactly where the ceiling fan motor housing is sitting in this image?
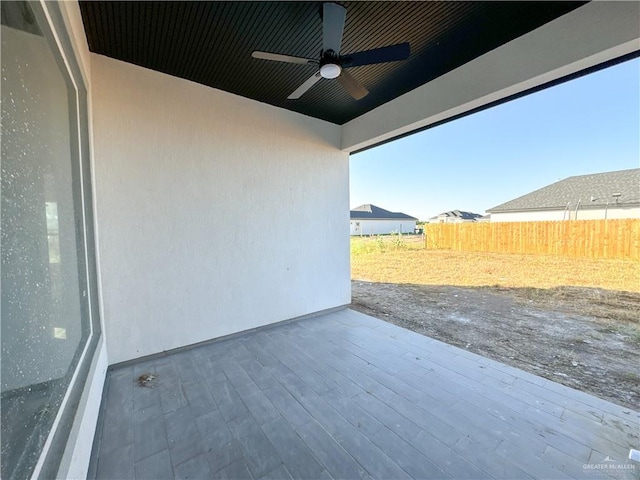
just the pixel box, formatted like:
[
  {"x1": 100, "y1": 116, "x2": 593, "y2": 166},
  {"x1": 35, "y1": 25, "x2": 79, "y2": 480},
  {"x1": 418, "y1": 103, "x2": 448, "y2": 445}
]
[
  {"x1": 320, "y1": 62, "x2": 341, "y2": 79},
  {"x1": 319, "y1": 50, "x2": 341, "y2": 78}
]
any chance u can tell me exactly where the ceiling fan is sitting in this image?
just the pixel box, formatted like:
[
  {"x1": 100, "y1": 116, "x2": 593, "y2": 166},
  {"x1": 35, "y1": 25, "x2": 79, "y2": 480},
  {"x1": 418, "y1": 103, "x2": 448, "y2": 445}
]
[{"x1": 251, "y1": 2, "x2": 411, "y2": 101}]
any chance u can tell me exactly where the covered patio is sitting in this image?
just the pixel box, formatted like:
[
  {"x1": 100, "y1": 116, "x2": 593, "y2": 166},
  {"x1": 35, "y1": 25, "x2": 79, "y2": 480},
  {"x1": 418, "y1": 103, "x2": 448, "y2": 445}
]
[
  {"x1": 91, "y1": 309, "x2": 638, "y2": 479},
  {"x1": 3, "y1": 1, "x2": 639, "y2": 478}
]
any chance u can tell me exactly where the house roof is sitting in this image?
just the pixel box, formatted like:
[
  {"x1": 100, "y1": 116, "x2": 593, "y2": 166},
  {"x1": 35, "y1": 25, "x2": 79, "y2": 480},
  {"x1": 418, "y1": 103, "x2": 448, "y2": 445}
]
[
  {"x1": 429, "y1": 210, "x2": 483, "y2": 221},
  {"x1": 350, "y1": 204, "x2": 417, "y2": 220},
  {"x1": 487, "y1": 169, "x2": 640, "y2": 212},
  {"x1": 78, "y1": 1, "x2": 584, "y2": 125}
]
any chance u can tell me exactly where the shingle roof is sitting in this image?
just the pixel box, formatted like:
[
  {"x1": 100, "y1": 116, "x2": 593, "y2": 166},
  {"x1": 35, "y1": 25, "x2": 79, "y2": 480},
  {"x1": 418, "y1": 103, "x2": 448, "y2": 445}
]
[
  {"x1": 430, "y1": 210, "x2": 483, "y2": 220},
  {"x1": 487, "y1": 169, "x2": 640, "y2": 212},
  {"x1": 350, "y1": 204, "x2": 417, "y2": 220}
]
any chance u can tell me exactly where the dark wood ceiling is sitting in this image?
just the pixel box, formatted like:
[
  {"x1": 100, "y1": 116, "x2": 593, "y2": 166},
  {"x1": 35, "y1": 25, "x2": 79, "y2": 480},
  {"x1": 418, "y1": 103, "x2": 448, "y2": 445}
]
[{"x1": 79, "y1": 1, "x2": 584, "y2": 125}]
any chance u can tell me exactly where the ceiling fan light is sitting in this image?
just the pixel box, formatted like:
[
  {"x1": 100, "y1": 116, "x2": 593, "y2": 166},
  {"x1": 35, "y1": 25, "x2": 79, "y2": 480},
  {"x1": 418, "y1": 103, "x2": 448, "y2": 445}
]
[{"x1": 320, "y1": 63, "x2": 341, "y2": 79}]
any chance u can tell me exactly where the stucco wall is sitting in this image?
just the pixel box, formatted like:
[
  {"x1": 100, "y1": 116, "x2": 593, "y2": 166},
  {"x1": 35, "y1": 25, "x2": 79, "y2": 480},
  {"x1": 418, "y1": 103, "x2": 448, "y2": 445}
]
[
  {"x1": 490, "y1": 207, "x2": 640, "y2": 222},
  {"x1": 350, "y1": 220, "x2": 416, "y2": 235},
  {"x1": 91, "y1": 55, "x2": 349, "y2": 364}
]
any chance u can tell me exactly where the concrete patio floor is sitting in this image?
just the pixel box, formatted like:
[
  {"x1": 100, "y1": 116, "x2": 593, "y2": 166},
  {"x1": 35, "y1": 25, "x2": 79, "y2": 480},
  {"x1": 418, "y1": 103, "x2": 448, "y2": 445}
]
[{"x1": 90, "y1": 309, "x2": 639, "y2": 479}]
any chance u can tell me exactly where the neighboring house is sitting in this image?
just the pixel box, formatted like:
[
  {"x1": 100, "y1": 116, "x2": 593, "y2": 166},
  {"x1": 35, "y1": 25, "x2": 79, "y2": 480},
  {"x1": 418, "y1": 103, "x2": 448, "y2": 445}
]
[
  {"x1": 427, "y1": 210, "x2": 483, "y2": 223},
  {"x1": 487, "y1": 169, "x2": 640, "y2": 222},
  {"x1": 350, "y1": 204, "x2": 418, "y2": 235}
]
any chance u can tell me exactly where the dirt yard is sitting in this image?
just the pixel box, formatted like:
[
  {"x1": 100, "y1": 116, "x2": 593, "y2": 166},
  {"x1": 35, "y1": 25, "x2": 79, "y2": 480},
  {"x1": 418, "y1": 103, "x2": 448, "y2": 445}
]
[
  {"x1": 351, "y1": 282, "x2": 640, "y2": 410},
  {"x1": 350, "y1": 237, "x2": 640, "y2": 410}
]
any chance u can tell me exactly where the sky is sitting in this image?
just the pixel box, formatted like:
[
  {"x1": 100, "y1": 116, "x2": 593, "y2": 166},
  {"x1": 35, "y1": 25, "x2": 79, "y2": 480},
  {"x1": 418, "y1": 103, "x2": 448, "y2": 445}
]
[{"x1": 349, "y1": 58, "x2": 640, "y2": 221}]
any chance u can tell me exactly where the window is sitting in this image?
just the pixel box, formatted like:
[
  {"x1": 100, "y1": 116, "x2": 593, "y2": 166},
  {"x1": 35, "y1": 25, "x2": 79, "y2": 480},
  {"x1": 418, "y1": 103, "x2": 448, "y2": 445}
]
[{"x1": 1, "y1": 2, "x2": 100, "y2": 478}]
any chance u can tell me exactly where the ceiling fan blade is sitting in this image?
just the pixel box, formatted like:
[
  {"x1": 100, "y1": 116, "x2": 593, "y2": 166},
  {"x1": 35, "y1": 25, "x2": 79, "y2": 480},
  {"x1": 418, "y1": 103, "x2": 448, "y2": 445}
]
[
  {"x1": 252, "y1": 51, "x2": 317, "y2": 65},
  {"x1": 337, "y1": 70, "x2": 368, "y2": 100},
  {"x1": 341, "y1": 42, "x2": 411, "y2": 68},
  {"x1": 322, "y1": 3, "x2": 346, "y2": 54},
  {"x1": 288, "y1": 71, "x2": 322, "y2": 99}
]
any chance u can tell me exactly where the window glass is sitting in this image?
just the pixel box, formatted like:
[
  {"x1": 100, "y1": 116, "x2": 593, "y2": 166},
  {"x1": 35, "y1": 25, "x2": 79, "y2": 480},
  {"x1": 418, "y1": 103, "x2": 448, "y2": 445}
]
[{"x1": 1, "y1": 2, "x2": 91, "y2": 478}]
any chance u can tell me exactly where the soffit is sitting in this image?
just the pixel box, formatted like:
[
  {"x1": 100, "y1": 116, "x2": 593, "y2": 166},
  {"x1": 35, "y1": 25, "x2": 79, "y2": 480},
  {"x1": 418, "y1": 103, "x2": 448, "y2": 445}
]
[{"x1": 79, "y1": 1, "x2": 584, "y2": 125}]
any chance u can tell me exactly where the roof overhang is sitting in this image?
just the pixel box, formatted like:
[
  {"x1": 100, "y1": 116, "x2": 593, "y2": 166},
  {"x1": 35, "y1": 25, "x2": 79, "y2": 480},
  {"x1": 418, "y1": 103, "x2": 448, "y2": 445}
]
[
  {"x1": 80, "y1": 2, "x2": 588, "y2": 126},
  {"x1": 78, "y1": 2, "x2": 639, "y2": 153},
  {"x1": 342, "y1": 1, "x2": 640, "y2": 152},
  {"x1": 487, "y1": 203, "x2": 640, "y2": 214},
  {"x1": 351, "y1": 217, "x2": 418, "y2": 221}
]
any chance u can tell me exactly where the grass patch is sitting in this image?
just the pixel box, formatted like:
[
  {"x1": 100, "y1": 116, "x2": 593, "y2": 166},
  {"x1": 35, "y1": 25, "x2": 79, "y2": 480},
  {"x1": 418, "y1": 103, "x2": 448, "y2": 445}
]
[
  {"x1": 350, "y1": 233, "x2": 423, "y2": 254},
  {"x1": 351, "y1": 237, "x2": 640, "y2": 293}
]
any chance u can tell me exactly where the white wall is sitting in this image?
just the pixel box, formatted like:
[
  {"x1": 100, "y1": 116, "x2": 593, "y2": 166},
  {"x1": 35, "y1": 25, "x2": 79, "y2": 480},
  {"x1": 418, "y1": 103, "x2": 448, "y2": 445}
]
[
  {"x1": 490, "y1": 207, "x2": 640, "y2": 222},
  {"x1": 350, "y1": 220, "x2": 416, "y2": 235},
  {"x1": 91, "y1": 55, "x2": 349, "y2": 364}
]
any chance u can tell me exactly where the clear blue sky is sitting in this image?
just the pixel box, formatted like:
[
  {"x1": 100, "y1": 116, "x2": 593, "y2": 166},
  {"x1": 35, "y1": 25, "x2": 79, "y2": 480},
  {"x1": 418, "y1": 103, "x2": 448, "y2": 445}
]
[{"x1": 350, "y1": 58, "x2": 640, "y2": 221}]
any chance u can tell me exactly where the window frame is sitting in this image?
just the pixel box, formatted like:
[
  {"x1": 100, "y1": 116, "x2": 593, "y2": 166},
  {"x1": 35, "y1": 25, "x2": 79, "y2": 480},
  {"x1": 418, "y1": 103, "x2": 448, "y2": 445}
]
[{"x1": 14, "y1": 2, "x2": 103, "y2": 478}]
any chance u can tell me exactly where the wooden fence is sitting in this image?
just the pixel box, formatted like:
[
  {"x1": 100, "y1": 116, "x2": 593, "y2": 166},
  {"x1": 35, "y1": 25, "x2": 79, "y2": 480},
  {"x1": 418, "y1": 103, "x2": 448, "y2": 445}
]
[{"x1": 424, "y1": 219, "x2": 640, "y2": 260}]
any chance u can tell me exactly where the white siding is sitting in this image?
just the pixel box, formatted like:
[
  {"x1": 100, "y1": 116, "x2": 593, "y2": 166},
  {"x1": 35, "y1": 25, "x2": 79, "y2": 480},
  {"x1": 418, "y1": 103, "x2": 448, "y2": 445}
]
[
  {"x1": 91, "y1": 54, "x2": 350, "y2": 364},
  {"x1": 350, "y1": 219, "x2": 416, "y2": 235},
  {"x1": 490, "y1": 206, "x2": 640, "y2": 222}
]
